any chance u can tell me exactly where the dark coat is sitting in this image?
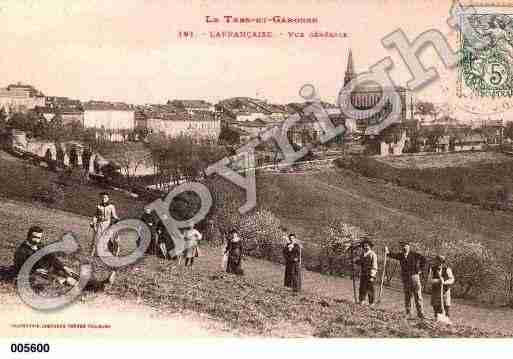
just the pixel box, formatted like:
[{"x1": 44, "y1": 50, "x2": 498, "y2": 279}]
[
  {"x1": 155, "y1": 221, "x2": 175, "y2": 258},
  {"x1": 283, "y1": 243, "x2": 302, "y2": 291},
  {"x1": 387, "y1": 250, "x2": 426, "y2": 282},
  {"x1": 14, "y1": 241, "x2": 66, "y2": 276},
  {"x1": 139, "y1": 212, "x2": 159, "y2": 254},
  {"x1": 430, "y1": 265, "x2": 454, "y2": 307},
  {"x1": 226, "y1": 240, "x2": 243, "y2": 275}
]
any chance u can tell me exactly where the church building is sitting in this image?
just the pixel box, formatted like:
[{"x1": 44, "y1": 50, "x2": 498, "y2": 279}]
[{"x1": 341, "y1": 50, "x2": 414, "y2": 155}]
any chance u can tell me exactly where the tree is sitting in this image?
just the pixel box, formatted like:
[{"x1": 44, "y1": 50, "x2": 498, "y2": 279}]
[
  {"x1": 8, "y1": 112, "x2": 38, "y2": 134},
  {"x1": 0, "y1": 108, "x2": 7, "y2": 131},
  {"x1": 415, "y1": 101, "x2": 437, "y2": 120},
  {"x1": 504, "y1": 122, "x2": 513, "y2": 142},
  {"x1": 218, "y1": 125, "x2": 240, "y2": 145},
  {"x1": 422, "y1": 124, "x2": 445, "y2": 151},
  {"x1": 320, "y1": 221, "x2": 364, "y2": 275},
  {"x1": 148, "y1": 134, "x2": 228, "y2": 187},
  {"x1": 47, "y1": 113, "x2": 65, "y2": 141},
  {"x1": 105, "y1": 143, "x2": 151, "y2": 185}
]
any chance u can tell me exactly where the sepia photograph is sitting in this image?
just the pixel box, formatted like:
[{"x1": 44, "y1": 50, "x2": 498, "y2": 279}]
[{"x1": 0, "y1": 0, "x2": 513, "y2": 353}]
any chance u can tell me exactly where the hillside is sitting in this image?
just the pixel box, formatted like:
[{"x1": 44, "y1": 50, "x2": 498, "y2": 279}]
[
  {"x1": 258, "y1": 169, "x2": 513, "y2": 251},
  {"x1": 0, "y1": 198, "x2": 511, "y2": 337}
]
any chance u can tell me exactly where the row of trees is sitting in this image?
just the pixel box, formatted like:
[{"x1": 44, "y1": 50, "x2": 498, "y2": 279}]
[{"x1": 147, "y1": 133, "x2": 229, "y2": 188}]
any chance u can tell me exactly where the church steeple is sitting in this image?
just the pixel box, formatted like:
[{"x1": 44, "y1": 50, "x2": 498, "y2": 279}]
[{"x1": 344, "y1": 49, "x2": 355, "y2": 87}]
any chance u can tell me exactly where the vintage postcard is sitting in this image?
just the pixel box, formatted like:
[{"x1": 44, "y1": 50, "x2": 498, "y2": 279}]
[{"x1": 1, "y1": 0, "x2": 513, "y2": 352}]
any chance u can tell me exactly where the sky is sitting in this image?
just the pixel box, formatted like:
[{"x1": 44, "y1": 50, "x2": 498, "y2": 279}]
[{"x1": 1, "y1": 0, "x2": 512, "y2": 122}]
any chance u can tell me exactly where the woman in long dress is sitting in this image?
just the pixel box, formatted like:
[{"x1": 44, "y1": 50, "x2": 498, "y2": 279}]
[
  {"x1": 283, "y1": 233, "x2": 302, "y2": 292},
  {"x1": 183, "y1": 226, "x2": 202, "y2": 267},
  {"x1": 226, "y1": 230, "x2": 244, "y2": 275}
]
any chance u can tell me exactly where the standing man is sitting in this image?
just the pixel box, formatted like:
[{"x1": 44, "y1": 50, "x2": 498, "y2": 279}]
[
  {"x1": 429, "y1": 255, "x2": 455, "y2": 319},
  {"x1": 283, "y1": 233, "x2": 302, "y2": 293},
  {"x1": 90, "y1": 192, "x2": 119, "y2": 256},
  {"x1": 385, "y1": 241, "x2": 426, "y2": 319},
  {"x1": 355, "y1": 239, "x2": 378, "y2": 305}
]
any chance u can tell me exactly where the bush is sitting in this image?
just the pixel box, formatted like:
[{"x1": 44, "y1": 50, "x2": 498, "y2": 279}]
[
  {"x1": 319, "y1": 221, "x2": 365, "y2": 275},
  {"x1": 417, "y1": 239, "x2": 497, "y2": 301},
  {"x1": 57, "y1": 168, "x2": 89, "y2": 187},
  {"x1": 236, "y1": 209, "x2": 284, "y2": 261},
  {"x1": 32, "y1": 183, "x2": 65, "y2": 205}
]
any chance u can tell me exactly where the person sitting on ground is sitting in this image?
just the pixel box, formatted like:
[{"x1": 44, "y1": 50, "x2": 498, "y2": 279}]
[
  {"x1": 429, "y1": 255, "x2": 455, "y2": 319},
  {"x1": 14, "y1": 226, "x2": 115, "y2": 292}
]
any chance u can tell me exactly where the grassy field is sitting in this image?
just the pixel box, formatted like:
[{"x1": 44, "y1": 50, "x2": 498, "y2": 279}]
[
  {"x1": 253, "y1": 168, "x2": 513, "y2": 304},
  {"x1": 2, "y1": 151, "x2": 513, "y2": 335},
  {"x1": 0, "y1": 150, "x2": 145, "y2": 219},
  {"x1": 0, "y1": 198, "x2": 510, "y2": 337},
  {"x1": 374, "y1": 151, "x2": 513, "y2": 169},
  {"x1": 335, "y1": 152, "x2": 513, "y2": 211},
  {"x1": 257, "y1": 169, "x2": 513, "y2": 251}
]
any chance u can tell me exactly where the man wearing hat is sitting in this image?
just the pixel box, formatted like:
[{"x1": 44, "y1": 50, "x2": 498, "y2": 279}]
[
  {"x1": 429, "y1": 255, "x2": 455, "y2": 319},
  {"x1": 385, "y1": 241, "x2": 426, "y2": 319},
  {"x1": 355, "y1": 238, "x2": 378, "y2": 305}
]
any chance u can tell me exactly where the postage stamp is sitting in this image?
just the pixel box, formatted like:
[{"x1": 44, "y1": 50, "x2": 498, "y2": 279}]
[{"x1": 459, "y1": 11, "x2": 513, "y2": 97}]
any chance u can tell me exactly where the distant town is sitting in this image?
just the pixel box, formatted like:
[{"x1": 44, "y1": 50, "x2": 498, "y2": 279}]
[{"x1": 0, "y1": 50, "x2": 510, "y2": 162}]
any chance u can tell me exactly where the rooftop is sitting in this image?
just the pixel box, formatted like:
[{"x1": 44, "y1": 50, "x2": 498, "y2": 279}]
[{"x1": 82, "y1": 101, "x2": 135, "y2": 111}]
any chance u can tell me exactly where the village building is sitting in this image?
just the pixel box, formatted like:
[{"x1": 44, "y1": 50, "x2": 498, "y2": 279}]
[
  {"x1": 167, "y1": 99, "x2": 215, "y2": 115},
  {"x1": 145, "y1": 111, "x2": 221, "y2": 141},
  {"x1": 82, "y1": 101, "x2": 136, "y2": 142},
  {"x1": 340, "y1": 50, "x2": 413, "y2": 156},
  {"x1": 0, "y1": 83, "x2": 45, "y2": 114},
  {"x1": 217, "y1": 97, "x2": 288, "y2": 123},
  {"x1": 286, "y1": 103, "x2": 346, "y2": 146},
  {"x1": 34, "y1": 97, "x2": 85, "y2": 125},
  {"x1": 230, "y1": 118, "x2": 270, "y2": 138},
  {"x1": 454, "y1": 133, "x2": 486, "y2": 151}
]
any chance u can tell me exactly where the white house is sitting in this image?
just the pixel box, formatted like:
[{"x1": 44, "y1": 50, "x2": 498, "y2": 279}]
[
  {"x1": 147, "y1": 112, "x2": 221, "y2": 141},
  {"x1": 0, "y1": 84, "x2": 45, "y2": 114},
  {"x1": 235, "y1": 111, "x2": 269, "y2": 122},
  {"x1": 82, "y1": 102, "x2": 135, "y2": 141}
]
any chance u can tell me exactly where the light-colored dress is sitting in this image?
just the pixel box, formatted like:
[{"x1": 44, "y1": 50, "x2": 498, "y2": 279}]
[
  {"x1": 92, "y1": 203, "x2": 118, "y2": 254},
  {"x1": 183, "y1": 229, "x2": 202, "y2": 258}
]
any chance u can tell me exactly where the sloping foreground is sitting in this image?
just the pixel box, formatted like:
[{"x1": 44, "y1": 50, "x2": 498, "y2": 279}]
[{"x1": 0, "y1": 198, "x2": 509, "y2": 338}]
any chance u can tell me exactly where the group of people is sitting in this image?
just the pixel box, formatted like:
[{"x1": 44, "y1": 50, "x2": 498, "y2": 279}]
[
  {"x1": 138, "y1": 206, "x2": 203, "y2": 267},
  {"x1": 221, "y1": 229, "x2": 303, "y2": 295},
  {"x1": 356, "y1": 239, "x2": 455, "y2": 321},
  {"x1": 13, "y1": 191, "x2": 455, "y2": 322}
]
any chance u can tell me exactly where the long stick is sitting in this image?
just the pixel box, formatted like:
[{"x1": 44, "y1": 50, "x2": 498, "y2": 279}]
[
  {"x1": 89, "y1": 226, "x2": 96, "y2": 257},
  {"x1": 351, "y1": 246, "x2": 357, "y2": 303},
  {"x1": 378, "y1": 248, "x2": 388, "y2": 303},
  {"x1": 440, "y1": 277, "x2": 445, "y2": 315}
]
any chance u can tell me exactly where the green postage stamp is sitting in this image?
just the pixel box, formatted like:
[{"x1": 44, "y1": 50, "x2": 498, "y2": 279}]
[{"x1": 460, "y1": 11, "x2": 513, "y2": 97}]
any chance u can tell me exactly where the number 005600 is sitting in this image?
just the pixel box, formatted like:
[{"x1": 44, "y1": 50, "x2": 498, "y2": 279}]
[{"x1": 10, "y1": 343, "x2": 50, "y2": 353}]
